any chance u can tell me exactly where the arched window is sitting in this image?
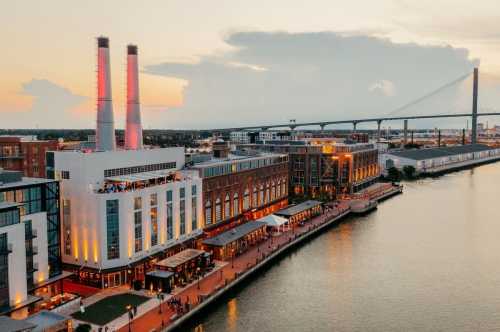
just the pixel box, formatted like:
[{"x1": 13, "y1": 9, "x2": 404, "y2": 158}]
[
  {"x1": 277, "y1": 180, "x2": 281, "y2": 197},
  {"x1": 224, "y1": 194, "x2": 231, "y2": 219},
  {"x1": 259, "y1": 184, "x2": 264, "y2": 206},
  {"x1": 281, "y1": 178, "x2": 287, "y2": 196},
  {"x1": 243, "y1": 188, "x2": 250, "y2": 210},
  {"x1": 233, "y1": 192, "x2": 239, "y2": 216},
  {"x1": 271, "y1": 181, "x2": 276, "y2": 201},
  {"x1": 215, "y1": 197, "x2": 222, "y2": 222},
  {"x1": 265, "y1": 183, "x2": 270, "y2": 203},
  {"x1": 205, "y1": 200, "x2": 212, "y2": 225},
  {"x1": 253, "y1": 185, "x2": 258, "y2": 207}
]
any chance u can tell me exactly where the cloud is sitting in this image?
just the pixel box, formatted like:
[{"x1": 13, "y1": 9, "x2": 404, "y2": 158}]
[
  {"x1": 369, "y1": 80, "x2": 396, "y2": 97},
  {"x1": 144, "y1": 31, "x2": 497, "y2": 129},
  {"x1": 7, "y1": 79, "x2": 91, "y2": 128}
]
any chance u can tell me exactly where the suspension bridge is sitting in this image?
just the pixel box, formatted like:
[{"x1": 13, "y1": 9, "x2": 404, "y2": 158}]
[{"x1": 212, "y1": 68, "x2": 500, "y2": 144}]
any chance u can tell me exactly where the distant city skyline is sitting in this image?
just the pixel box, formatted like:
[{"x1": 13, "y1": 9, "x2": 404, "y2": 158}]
[{"x1": 2, "y1": 0, "x2": 500, "y2": 129}]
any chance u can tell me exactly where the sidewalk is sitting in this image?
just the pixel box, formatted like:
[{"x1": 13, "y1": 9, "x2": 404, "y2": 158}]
[{"x1": 117, "y1": 202, "x2": 350, "y2": 332}]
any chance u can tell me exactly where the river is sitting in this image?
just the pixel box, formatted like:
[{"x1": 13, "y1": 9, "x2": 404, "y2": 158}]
[{"x1": 189, "y1": 163, "x2": 500, "y2": 332}]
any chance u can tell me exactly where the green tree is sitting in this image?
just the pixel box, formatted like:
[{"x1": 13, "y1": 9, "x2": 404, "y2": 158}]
[
  {"x1": 76, "y1": 324, "x2": 92, "y2": 332},
  {"x1": 386, "y1": 167, "x2": 401, "y2": 182},
  {"x1": 402, "y1": 165, "x2": 416, "y2": 179}
]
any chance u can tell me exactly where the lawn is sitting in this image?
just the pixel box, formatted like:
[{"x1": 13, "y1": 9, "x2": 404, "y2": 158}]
[{"x1": 71, "y1": 293, "x2": 149, "y2": 326}]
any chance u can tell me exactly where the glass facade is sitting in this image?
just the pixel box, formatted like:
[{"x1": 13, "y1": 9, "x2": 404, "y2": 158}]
[
  {"x1": 166, "y1": 190, "x2": 173, "y2": 240},
  {"x1": 62, "y1": 200, "x2": 71, "y2": 255},
  {"x1": 150, "y1": 207, "x2": 158, "y2": 246},
  {"x1": 180, "y1": 187, "x2": 186, "y2": 235},
  {"x1": 0, "y1": 233, "x2": 8, "y2": 309},
  {"x1": 24, "y1": 220, "x2": 34, "y2": 289},
  {"x1": 134, "y1": 211, "x2": 142, "y2": 253},
  {"x1": 0, "y1": 209, "x2": 20, "y2": 228},
  {"x1": 192, "y1": 197, "x2": 197, "y2": 231},
  {"x1": 106, "y1": 200, "x2": 119, "y2": 260}
]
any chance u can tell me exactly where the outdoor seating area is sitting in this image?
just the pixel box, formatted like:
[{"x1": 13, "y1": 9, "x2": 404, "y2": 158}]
[
  {"x1": 275, "y1": 200, "x2": 323, "y2": 225},
  {"x1": 154, "y1": 249, "x2": 211, "y2": 289},
  {"x1": 202, "y1": 221, "x2": 267, "y2": 260},
  {"x1": 97, "y1": 171, "x2": 180, "y2": 193}
]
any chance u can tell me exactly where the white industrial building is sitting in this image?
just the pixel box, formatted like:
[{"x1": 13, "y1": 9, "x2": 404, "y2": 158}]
[
  {"x1": 49, "y1": 148, "x2": 202, "y2": 288},
  {"x1": 380, "y1": 144, "x2": 500, "y2": 174}
]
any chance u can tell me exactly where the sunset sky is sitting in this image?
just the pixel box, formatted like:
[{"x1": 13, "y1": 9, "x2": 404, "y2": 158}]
[{"x1": 2, "y1": 0, "x2": 500, "y2": 129}]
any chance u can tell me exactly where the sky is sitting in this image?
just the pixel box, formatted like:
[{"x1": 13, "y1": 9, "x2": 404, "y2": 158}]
[{"x1": 2, "y1": 0, "x2": 500, "y2": 129}]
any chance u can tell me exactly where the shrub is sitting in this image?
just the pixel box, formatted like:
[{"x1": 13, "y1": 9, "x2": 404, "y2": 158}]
[{"x1": 76, "y1": 324, "x2": 92, "y2": 332}]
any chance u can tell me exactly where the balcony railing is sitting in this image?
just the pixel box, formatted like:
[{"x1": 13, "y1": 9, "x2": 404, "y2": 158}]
[
  {"x1": 27, "y1": 262, "x2": 39, "y2": 273},
  {"x1": 26, "y1": 245, "x2": 38, "y2": 256}
]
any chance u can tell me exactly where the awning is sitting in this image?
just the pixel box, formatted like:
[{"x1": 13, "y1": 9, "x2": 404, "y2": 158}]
[
  {"x1": 156, "y1": 249, "x2": 206, "y2": 269},
  {"x1": 256, "y1": 214, "x2": 288, "y2": 228}
]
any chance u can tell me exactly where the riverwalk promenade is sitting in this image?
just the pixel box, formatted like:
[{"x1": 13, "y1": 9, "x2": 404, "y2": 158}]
[{"x1": 109, "y1": 184, "x2": 401, "y2": 332}]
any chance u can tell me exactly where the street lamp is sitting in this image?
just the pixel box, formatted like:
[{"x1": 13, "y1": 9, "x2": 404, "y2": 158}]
[
  {"x1": 126, "y1": 304, "x2": 133, "y2": 332},
  {"x1": 157, "y1": 289, "x2": 163, "y2": 314},
  {"x1": 231, "y1": 248, "x2": 235, "y2": 269},
  {"x1": 196, "y1": 267, "x2": 201, "y2": 290}
]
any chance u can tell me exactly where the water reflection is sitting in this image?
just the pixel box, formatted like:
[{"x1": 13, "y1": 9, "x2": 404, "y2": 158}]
[{"x1": 191, "y1": 163, "x2": 500, "y2": 331}]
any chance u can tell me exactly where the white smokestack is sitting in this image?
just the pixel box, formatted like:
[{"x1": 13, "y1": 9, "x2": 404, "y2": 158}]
[
  {"x1": 96, "y1": 36, "x2": 116, "y2": 151},
  {"x1": 124, "y1": 45, "x2": 143, "y2": 150}
]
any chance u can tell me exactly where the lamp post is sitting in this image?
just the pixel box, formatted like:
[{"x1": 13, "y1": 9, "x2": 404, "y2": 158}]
[
  {"x1": 157, "y1": 289, "x2": 163, "y2": 313},
  {"x1": 126, "y1": 304, "x2": 133, "y2": 332},
  {"x1": 231, "y1": 248, "x2": 235, "y2": 269},
  {"x1": 197, "y1": 267, "x2": 201, "y2": 290}
]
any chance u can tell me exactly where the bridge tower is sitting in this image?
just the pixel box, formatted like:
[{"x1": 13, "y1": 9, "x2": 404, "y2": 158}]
[{"x1": 471, "y1": 67, "x2": 479, "y2": 144}]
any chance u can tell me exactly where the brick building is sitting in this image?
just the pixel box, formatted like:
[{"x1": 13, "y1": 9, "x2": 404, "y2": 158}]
[
  {"x1": 189, "y1": 143, "x2": 289, "y2": 235},
  {"x1": 238, "y1": 139, "x2": 379, "y2": 199},
  {"x1": 0, "y1": 136, "x2": 60, "y2": 178}
]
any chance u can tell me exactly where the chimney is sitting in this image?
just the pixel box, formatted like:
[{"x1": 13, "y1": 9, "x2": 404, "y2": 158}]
[
  {"x1": 124, "y1": 44, "x2": 143, "y2": 150},
  {"x1": 96, "y1": 37, "x2": 116, "y2": 151}
]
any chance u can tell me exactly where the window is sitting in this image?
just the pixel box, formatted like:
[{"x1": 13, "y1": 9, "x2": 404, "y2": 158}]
[
  {"x1": 253, "y1": 186, "x2": 258, "y2": 208},
  {"x1": 259, "y1": 185, "x2": 264, "y2": 206},
  {"x1": 61, "y1": 171, "x2": 70, "y2": 179},
  {"x1": 243, "y1": 189, "x2": 250, "y2": 210},
  {"x1": 224, "y1": 194, "x2": 231, "y2": 219},
  {"x1": 233, "y1": 192, "x2": 239, "y2": 216},
  {"x1": 180, "y1": 198, "x2": 186, "y2": 235},
  {"x1": 277, "y1": 180, "x2": 281, "y2": 197},
  {"x1": 191, "y1": 185, "x2": 197, "y2": 195},
  {"x1": 0, "y1": 233, "x2": 9, "y2": 305},
  {"x1": 150, "y1": 193, "x2": 157, "y2": 207},
  {"x1": 271, "y1": 181, "x2": 276, "y2": 201},
  {"x1": 265, "y1": 183, "x2": 270, "y2": 203},
  {"x1": 215, "y1": 197, "x2": 222, "y2": 222},
  {"x1": 134, "y1": 197, "x2": 142, "y2": 210},
  {"x1": 205, "y1": 200, "x2": 212, "y2": 225},
  {"x1": 104, "y1": 162, "x2": 177, "y2": 177},
  {"x1": 106, "y1": 200, "x2": 120, "y2": 259},
  {"x1": 63, "y1": 200, "x2": 71, "y2": 255},
  {"x1": 0, "y1": 209, "x2": 20, "y2": 227},
  {"x1": 192, "y1": 196, "x2": 197, "y2": 231},
  {"x1": 150, "y1": 207, "x2": 158, "y2": 246},
  {"x1": 180, "y1": 187, "x2": 185, "y2": 199},
  {"x1": 134, "y1": 211, "x2": 142, "y2": 252},
  {"x1": 166, "y1": 201, "x2": 173, "y2": 240}
]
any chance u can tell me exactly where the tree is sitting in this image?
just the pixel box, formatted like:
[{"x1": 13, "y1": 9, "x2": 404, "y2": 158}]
[
  {"x1": 76, "y1": 324, "x2": 92, "y2": 332},
  {"x1": 402, "y1": 165, "x2": 416, "y2": 179},
  {"x1": 386, "y1": 167, "x2": 401, "y2": 182}
]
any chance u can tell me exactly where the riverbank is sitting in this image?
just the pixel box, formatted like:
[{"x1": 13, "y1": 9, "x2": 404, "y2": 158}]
[{"x1": 115, "y1": 184, "x2": 402, "y2": 332}]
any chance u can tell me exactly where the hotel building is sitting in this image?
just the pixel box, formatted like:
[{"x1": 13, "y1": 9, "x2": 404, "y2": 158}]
[
  {"x1": 189, "y1": 141, "x2": 289, "y2": 235},
  {"x1": 0, "y1": 170, "x2": 63, "y2": 316},
  {"x1": 49, "y1": 148, "x2": 202, "y2": 288},
  {"x1": 238, "y1": 139, "x2": 380, "y2": 198}
]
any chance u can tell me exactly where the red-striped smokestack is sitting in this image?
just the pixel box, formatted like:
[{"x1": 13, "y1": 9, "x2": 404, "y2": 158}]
[
  {"x1": 96, "y1": 37, "x2": 116, "y2": 151},
  {"x1": 124, "y1": 44, "x2": 143, "y2": 150}
]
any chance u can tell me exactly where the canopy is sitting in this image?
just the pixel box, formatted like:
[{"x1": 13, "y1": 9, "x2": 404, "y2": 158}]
[{"x1": 257, "y1": 214, "x2": 288, "y2": 228}]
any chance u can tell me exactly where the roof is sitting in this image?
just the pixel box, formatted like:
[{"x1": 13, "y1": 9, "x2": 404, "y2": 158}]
[
  {"x1": 203, "y1": 221, "x2": 267, "y2": 247},
  {"x1": 0, "y1": 177, "x2": 56, "y2": 190},
  {"x1": 0, "y1": 316, "x2": 36, "y2": 332},
  {"x1": 386, "y1": 144, "x2": 495, "y2": 161},
  {"x1": 190, "y1": 152, "x2": 286, "y2": 168},
  {"x1": 146, "y1": 270, "x2": 174, "y2": 279},
  {"x1": 275, "y1": 200, "x2": 322, "y2": 217},
  {"x1": 156, "y1": 249, "x2": 205, "y2": 269},
  {"x1": 203, "y1": 221, "x2": 266, "y2": 247},
  {"x1": 257, "y1": 214, "x2": 288, "y2": 227}
]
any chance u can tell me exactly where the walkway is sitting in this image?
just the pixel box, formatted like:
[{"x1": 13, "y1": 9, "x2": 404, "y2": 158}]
[{"x1": 116, "y1": 202, "x2": 350, "y2": 332}]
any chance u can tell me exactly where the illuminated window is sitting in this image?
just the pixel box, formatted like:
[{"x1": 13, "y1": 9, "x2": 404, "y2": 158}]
[
  {"x1": 233, "y1": 192, "x2": 239, "y2": 216},
  {"x1": 215, "y1": 197, "x2": 222, "y2": 222},
  {"x1": 253, "y1": 186, "x2": 258, "y2": 207},
  {"x1": 63, "y1": 199, "x2": 71, "y2": 255},
  {"x1": 150, "y1": 207, "x2": 158, "y2": 246},
  {"x1": 224, "y1": 194, "x2": 231, "y2": 219},
  {"x1": 134, "y1": 211, "x2": 142, "y2": 253},
  {"x1": 243, "y1": 189, "x2": 250, "y2": 210},
  {"x1": 259, "y1": 185, "x2": 264, "y2": 206},
  {"x1": 205, "y1": 200, "x2": 212, "y2": 225}
]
